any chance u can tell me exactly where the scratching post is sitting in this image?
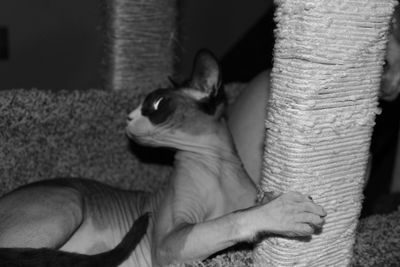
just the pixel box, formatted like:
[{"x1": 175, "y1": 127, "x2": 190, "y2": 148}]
[
  {"x1": 104, "y1": 0, "x2": 177, "y2": 92},
  {"x1": 255, "y1": 0, "x2": 396, "y2": 266}
]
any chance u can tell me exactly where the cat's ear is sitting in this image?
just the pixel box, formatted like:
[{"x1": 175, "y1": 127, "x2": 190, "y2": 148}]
[{"x1": 189, "y1": 50, "x2": 222, "y2": 98}]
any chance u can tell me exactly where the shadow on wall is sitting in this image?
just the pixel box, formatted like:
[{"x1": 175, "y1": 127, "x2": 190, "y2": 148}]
[
  {"x1": 221, "y1": 5, "x2": 276, "y2": 83},
  {"x1": 0, "y1": 0, "x2": 104, "y2": 90},
  {"x1": 362, "y1": 97, "x2": 400, "y2": 217},
  {"x1": 176, "y1": 0, "x2": 273, "y2": 80}
]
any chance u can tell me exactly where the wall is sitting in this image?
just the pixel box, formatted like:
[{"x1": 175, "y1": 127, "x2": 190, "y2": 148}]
[
  {"x1": 0, "y1": 0, "x2": 103, "y2": 90},
  {"x1": 178, "y1": 0, "x2": 272, "y2": 78}
]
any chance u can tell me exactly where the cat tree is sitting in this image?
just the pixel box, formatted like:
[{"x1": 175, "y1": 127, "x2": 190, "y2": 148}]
[
  {"x1": 255, "y1": 0, "x2": 397, "y2": 266},
  {"x1": 104, "y1": 0, "x2": 177, "y2": 92}
]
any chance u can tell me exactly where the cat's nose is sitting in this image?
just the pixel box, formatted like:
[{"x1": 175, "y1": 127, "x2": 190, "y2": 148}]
[
  {"x1": 127, "y1": 113, "x2": 137, "y2": 123},
  {"x1": 127, "y1": 113, "x2": 135, "y2": 121},
  {"x1": 127, "y1": 107, "x2": 141, "y2": 122}
]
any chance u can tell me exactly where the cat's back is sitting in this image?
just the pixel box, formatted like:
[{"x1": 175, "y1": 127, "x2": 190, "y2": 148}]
[{"x1": 42, "y1": 178, "x2": 155, "y2": 267}]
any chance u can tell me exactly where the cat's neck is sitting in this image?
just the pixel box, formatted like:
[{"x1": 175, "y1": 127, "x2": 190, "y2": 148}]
[
  {"x1": 175, "y1": 121, "x2": 240, "y2": 165},
  {"x1": 172, "y1": 146, "x2": 257, "y2": 211},
  {"x1": 139, "y1": 119, "x2": 235, "y2": 161},
  {"x1": 172, "y1": 121, "x2": 257, "y2": 195}
]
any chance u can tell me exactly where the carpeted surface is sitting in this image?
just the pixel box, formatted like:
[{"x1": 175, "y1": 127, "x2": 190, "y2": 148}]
[
  {"x1": 0, "y1": 89, "x2": 172, "y2": 196},
  {"x1": 352, "y1": 209, "x2": 400, "y2": 266}
]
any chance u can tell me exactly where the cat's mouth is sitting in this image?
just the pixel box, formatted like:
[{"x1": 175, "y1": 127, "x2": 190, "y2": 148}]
[
  {"x1": 125, "y1": 120, "x2": 160, "y2": 143},
  {"x1": 126, "y1": 124, "x2": 147, "y2": 140}
]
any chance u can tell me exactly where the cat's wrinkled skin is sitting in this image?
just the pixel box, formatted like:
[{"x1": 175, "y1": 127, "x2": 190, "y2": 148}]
[
  {"x1": 0, "y1": 50, "x2": 326, "y2": 267},
  {"x1": 0, "y1": 212, "x2": 149, "y2": 267},
  {"x1": 0, "y1": 179, "x2": 155, "y2": 267}
]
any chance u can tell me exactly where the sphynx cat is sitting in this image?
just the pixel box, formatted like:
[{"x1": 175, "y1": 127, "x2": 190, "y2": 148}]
[{"x1": 0, "y1": 50, "x2": 326, "y2": 267}]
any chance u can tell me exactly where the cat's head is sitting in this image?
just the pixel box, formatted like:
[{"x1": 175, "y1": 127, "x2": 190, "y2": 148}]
[{"x1": 126, "y1": 50, "x2": 226, "y2": 149}]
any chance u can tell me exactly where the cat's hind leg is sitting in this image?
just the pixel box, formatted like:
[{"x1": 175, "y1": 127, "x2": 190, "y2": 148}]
[{"x1": 0, "y1": 184, "x2": 83, "y2": 249}]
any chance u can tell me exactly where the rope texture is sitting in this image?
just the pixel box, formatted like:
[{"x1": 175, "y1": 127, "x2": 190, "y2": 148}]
[
  {"x1": 105, "y1": 0, "x2": 178, "y2": 92},
  {"x1": 255, "y1": 0, "x2": 396, "y2": 266}
]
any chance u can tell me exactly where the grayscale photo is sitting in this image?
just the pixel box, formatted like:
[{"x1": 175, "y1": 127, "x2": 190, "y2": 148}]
[{"x1": 0, "y1": 0, "x2": 399, "y2": 266}]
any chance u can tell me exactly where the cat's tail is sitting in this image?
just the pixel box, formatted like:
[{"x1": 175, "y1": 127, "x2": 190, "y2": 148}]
[
  {"x1": 0, "y1": 212, "x2": 151, "y2": 267},
  {"x1": 92, "y1": 212, "x2": 151, "y2": 266}
]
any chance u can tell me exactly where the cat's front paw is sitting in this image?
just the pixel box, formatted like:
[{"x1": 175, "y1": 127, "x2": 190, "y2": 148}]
[{"x1": 252, "y1": 191, "x2": 327, "y2": 239}]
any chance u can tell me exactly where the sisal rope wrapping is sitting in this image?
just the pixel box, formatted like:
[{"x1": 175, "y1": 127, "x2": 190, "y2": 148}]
[
  {"x1": 254, "y1": 0, "x2": 396, "y2": 266},
  {"x1": 104, "y1": 0, "x2": 178, "y2": 92}
]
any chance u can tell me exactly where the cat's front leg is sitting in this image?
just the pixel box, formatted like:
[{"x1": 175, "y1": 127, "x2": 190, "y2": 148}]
[
  {"x1": 239, "y1": 191, "x2": 327, "y2": 241},
  {"x1": 152, "y1": 191, "x2": 326, "y2": 266}
]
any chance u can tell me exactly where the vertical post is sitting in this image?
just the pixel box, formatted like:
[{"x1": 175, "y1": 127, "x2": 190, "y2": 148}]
[
  {"x1": 254, "y1": 0, "x2": 396, "y2": 266},
  {"x1": 104, "y1": 0, "x2": 177, "y2": 92}
]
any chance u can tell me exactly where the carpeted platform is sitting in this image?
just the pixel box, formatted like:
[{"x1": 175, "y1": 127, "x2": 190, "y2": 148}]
[{"x1": 0, "y1": 89, "x2": 172, "y2": 196}]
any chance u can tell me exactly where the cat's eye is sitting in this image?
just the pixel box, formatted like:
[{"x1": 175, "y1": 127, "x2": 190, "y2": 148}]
[
  {"x1": 141, "y1": 90, "x2": 176, "y2": 124},
  {"x1": 153, "y1": 97, "x2": 164, "y2": 111}
]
